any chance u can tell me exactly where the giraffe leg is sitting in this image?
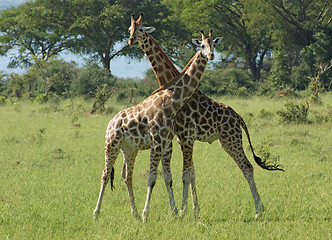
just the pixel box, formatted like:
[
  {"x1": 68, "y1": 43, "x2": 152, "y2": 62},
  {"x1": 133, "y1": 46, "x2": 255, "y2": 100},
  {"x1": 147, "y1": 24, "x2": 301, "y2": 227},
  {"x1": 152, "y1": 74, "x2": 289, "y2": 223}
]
[
  {"x1": 190, "y1": 165, "x2": 200, "y2": 216},
  {"x1": 179, "y1": 138, "x2": 198, "y2": 216},
  {"x1": 121, "y1": 160, "x2": 126, "y2": 182},
  {"x1": 219, "y1": 139, "x2": 264, "y2": 219},
  {"x1": 142, "y1": 144, "x2": 162, "y2": 222},
  {"x1": 160, "y1": 142, "x2": 178, "y2": 216},
  {"x1": 121, "y1": 149, "x2": 140, "y2": 219},
  {"x1": 93, "y1": 137, "x2": 121, "y2": 219}
]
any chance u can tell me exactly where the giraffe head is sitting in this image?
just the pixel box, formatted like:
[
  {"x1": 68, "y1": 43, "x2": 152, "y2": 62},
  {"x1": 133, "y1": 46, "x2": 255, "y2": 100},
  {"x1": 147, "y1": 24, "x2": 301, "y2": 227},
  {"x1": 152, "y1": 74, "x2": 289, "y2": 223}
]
[
  {"x1": 192, "y1": 29, "x2": 222, "y2": 60},
  {"x1": 128, "y1": 13, "x2": 155, "y2": 45}
]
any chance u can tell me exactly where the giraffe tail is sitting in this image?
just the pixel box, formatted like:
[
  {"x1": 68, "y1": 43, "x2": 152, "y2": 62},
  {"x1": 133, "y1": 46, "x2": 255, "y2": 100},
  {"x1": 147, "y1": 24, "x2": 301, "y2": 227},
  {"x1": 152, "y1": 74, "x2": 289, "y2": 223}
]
[
  {"x1": 110, "y1": 167, "x2": 115, "y2": 191},
  {"x1": 240, "y1": 116, "x2": 285, "y2": 172}
]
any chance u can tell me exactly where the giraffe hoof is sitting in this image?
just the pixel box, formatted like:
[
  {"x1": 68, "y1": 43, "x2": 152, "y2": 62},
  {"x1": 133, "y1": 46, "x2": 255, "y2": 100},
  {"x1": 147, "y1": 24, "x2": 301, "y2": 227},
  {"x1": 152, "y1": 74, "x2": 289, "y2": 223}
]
[
  {"x1": 172, "y1": 207, "x2": 179, "y2": 216},
  {"x1": 193, "y1": 206, "x2": 200, "y2": 217},
  {"x1": 179, "y1": 209, "x2": 186, "y2": 218},
  {"x1": 93, "y1": 211, "x2": 99, "y2": 220},
  {"x1": 132, "y1": 210, "x2": 141, "y2": 220},
  {"x1": 142, "y1": 211, "x2": 148, "y2": 223},
  {"x1": 254, "y1": 211, "x2": 264, "y2": 221}
]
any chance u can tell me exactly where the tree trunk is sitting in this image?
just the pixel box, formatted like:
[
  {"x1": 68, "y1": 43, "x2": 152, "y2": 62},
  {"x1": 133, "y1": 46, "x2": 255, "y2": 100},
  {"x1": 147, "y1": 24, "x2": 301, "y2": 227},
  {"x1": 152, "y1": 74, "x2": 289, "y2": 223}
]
[{"x1": 101, "y1": 55, "x2": 111, "y2": 73}]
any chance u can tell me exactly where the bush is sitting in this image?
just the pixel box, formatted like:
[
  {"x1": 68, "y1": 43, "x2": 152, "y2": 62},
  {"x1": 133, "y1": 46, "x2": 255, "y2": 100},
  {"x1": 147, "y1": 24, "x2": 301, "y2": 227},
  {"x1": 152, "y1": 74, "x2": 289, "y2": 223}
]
[
  {"x1": 277, "y1": 101, "x2": 310, "y2": 123},
  {"x1": 199, "y1": 66, "x2": 254, "y2": 96},
  {"x1": 71, "y1": 63, "x2": 116, "y2": 97},
  {"x1": 91, "y1": 84, "x2": 115, "y2": 114},
  {"x1": 0, "y1": 95, "x2": 6, "y2": 104}
]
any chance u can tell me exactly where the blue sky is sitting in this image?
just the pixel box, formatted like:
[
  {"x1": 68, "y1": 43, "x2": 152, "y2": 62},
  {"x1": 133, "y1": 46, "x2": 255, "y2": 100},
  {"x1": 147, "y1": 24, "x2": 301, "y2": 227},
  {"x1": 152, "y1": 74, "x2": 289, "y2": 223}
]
[
  {"x1": 0, "y1": 0, "x2": 151, "y2": 79},
  {"x1": 0, "y1": 49, "x2": 151, "y2": 79}
]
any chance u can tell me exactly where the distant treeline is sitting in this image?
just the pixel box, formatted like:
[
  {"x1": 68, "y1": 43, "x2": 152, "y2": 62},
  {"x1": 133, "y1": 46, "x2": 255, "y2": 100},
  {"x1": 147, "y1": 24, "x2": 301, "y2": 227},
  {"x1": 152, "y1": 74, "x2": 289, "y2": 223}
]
[{"x1": 0, "y1": 0, "x2": 331, "y2": 101}]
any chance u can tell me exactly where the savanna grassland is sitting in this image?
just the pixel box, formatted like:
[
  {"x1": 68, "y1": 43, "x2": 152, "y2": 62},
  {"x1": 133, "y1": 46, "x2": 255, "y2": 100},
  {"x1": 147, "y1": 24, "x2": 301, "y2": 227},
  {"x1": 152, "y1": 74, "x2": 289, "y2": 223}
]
[{"x1": 0, "y1": 94, "x2": 331, "y2": 239}]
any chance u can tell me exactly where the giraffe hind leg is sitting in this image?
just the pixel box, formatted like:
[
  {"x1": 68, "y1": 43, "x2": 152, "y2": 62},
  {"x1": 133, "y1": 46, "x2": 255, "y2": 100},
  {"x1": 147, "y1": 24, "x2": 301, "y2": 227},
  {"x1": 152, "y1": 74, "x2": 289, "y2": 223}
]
[
  {"x1": 93, "y1": 138, "x2": 121, "y2": 219},
  {"x1": 218, "y1": 138, "x2": 264, "y2": 219}
]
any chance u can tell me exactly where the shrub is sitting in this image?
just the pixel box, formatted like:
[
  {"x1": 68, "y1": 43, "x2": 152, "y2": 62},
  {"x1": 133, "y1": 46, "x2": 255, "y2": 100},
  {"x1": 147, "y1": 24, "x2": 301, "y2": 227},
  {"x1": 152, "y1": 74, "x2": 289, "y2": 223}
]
[
  {"x1": 199, "y1": 66, "x2": 253, "y2": 96},
  {"x1": 71, "y1": 63, "x2": 115, "y2": 97},
  {"x1": 0, "y1": 95, "x2": 6, "y2": 104},
  {"x1": 91, "y1": 84, "x2": 115, "y2": 114},
  {"x1": 258, "y1": 108, "x2": 274, "y2": 119},
  {"x1": 277, "y1": 101, "x2": 310, "y2": 123}
]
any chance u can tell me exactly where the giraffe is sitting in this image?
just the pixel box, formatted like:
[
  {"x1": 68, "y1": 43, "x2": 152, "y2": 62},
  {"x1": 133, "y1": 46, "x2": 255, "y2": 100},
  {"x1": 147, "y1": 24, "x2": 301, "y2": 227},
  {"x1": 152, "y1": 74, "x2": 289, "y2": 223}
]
[
  {"x1": 93, "y1": 29, "x2": 221, "y2": 222},
  {"x1": 128, "y1": 13, "x2": 284, "y2": 220}
]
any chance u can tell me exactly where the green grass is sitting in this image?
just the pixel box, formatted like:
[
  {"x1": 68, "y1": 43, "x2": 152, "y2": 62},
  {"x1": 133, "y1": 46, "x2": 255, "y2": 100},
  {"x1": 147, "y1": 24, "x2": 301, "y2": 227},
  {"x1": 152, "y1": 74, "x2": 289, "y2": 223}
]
[{"x1": 0, "y1": 95, "x2": 331, "y2": 239}]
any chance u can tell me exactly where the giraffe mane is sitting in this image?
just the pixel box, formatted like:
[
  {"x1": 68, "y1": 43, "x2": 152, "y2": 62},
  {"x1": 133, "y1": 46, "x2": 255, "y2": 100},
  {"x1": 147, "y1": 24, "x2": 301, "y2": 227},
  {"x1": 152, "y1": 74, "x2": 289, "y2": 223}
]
[
  {"x1": 151, "y1": 51, "x2": 200, "y2": 95},
  {"x1": 182, "y1": 51, "x2": 200, "y2": 73},
  {"x1": 150, "y1": 72, "x2": 185, "y2": 95},
  {"x1": 146, "y1": 33, "x2": 180, "y2": 75}
]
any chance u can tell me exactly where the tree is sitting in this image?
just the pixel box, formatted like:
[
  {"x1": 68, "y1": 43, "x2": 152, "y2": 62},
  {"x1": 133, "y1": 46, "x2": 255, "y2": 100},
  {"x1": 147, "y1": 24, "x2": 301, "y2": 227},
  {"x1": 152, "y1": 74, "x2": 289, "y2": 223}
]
[
  {"x1": 163, "y1": 0, "x2": 273, "y2": 82},
  {"x1": 0, "y1": 0, "x2": 76, "y2": 95},
  {"x1": 265, "y1": 0, "x2": 332, "y2": 89},
  {"x1": 0, "y1": 0, "x2": 74, "y2": 67},
  {"x1": 65, "y1": 0, "x2": 183, "y2": 73}
]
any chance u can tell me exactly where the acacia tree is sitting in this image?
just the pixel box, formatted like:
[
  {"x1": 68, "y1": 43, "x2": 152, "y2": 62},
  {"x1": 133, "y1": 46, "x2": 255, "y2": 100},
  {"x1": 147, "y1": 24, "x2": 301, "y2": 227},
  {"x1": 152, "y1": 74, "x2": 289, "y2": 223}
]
[
  {"x1": 0, "y1": 0, "x2": 75, "y2": 95},
  {"x1": 0, "y1": 0, "x2": 74, "y2": 66},
  {"x1": 65, "y1": 0, "x2": 182, "y2": 73}
]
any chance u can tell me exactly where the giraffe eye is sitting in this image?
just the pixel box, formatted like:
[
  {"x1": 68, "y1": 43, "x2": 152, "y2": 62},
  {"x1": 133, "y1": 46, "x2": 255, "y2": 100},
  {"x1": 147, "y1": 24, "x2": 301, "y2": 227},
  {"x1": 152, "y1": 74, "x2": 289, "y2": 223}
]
[{"x1": 202, "y1": 45, "x2": 206, "y2": 49}]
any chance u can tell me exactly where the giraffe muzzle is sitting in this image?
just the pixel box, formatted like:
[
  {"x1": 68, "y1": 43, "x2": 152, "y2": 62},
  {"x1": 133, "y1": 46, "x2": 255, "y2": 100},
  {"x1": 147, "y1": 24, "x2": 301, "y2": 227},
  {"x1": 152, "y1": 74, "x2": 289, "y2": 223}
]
[
  {"x1": 128, "y1": 37, "x2": 135, "y2": 45},
  {"x1": 208, "y1": 53, "x2": 215, "y2": 60}
]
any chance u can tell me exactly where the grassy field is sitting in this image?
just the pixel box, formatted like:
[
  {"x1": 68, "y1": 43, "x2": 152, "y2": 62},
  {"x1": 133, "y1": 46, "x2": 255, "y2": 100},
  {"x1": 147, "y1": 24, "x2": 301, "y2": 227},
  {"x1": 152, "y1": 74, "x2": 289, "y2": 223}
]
[{"x1": 0, "y1": 94, "x2": 331, "y2": 239}]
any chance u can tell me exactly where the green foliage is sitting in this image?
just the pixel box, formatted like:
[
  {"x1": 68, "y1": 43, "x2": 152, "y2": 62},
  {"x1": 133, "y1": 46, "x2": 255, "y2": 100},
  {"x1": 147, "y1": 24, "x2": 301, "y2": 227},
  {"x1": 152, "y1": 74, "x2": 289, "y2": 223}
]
[
  {"x1": 267, "y1": 0, "x2": 332, "y2": 90},
  {"x1": 199, "y1": 66, "x2": 253, "y2": 96},
  {"x1": 70, "y1": 62, "x2": 115, "y2": 97},
  {"x1": 136, "y1": 69, "x2": 159, "y2": 97},
  {"x1": 163, "y1": 0, "x2": 273, "y2": 82},
  {"x1": 277, "y1": 101, "x2": 310, "y2": 123},
  {"x1": 3, "y1": 73, "x2": 25, "y2": 98},
  {"x1": 0, "y1": 0, "x2": 331, "y2": 97},
  {"x1": 67, "y1": 0, "x2": 179, "y2": 72},
  {"x1": 0, "y1": 0, "x2": 74, "y2": 67},
  {"x1": 0, "y1": 95, "x2": 6, "y2": 104},
  {"x1": 91, "y1": 84, "x2": 115, "y2": 114},
  {"x1": 1, "y1": 59, "x2": 77, "y2": 100}
]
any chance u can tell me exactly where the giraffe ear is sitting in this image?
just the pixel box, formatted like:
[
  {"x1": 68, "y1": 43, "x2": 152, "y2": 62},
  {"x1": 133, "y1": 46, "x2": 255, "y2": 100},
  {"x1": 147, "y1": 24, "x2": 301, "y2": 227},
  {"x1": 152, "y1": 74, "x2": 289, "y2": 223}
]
[
  {"x1": 192, "y1": 39, "x2": 201, "y2": 47},
  {"x1": 143, "y1": 26, "x2": 155, "y2": 33},
  {"x1": 213, "y1": 37, "x2": 222, "y2": 46}
]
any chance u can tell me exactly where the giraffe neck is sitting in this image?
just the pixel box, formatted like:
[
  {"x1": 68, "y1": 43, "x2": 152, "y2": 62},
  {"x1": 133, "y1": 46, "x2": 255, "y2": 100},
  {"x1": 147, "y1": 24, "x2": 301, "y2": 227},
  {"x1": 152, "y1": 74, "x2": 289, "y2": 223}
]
[
  {"x1": 180, "y1": 51, "x2": 207, "y2": 97},
  {"x1": 139, "y1": 33, "x2": 179, "y2": 87},
  {"x1": 168, "y1": 51, "x2": 207, "y2": 113}
]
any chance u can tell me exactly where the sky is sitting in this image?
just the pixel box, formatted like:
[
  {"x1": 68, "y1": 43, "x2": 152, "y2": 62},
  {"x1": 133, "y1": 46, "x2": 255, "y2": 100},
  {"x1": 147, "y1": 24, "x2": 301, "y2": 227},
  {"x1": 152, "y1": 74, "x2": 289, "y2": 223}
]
[
  {"x1": 0, "y1": 49, "x2": 151, "y2": 79},
  {"x1": 0, "y1": 0, "x2": 151, "y2": 79}
]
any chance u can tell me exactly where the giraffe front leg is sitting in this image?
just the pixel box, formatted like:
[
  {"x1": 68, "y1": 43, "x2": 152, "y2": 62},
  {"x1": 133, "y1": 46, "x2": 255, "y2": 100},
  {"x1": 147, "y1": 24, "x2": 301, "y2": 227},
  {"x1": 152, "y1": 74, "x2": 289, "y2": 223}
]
[
  {"x1": 142, "y1": 148, "x2": 161, "y2": 222},
  {"x1": 161, "y1": 142, "x2": 178, "y2": 216}
]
